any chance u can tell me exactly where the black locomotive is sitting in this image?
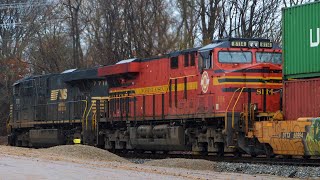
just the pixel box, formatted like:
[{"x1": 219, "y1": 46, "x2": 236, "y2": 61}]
[{"x1": 8, "y1": 68, "x2": 108, "y2": 147}]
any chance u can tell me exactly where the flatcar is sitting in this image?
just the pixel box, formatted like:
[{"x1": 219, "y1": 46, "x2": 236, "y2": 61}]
[{"x1": 254, "y1": 117, "x2": 320, "y2": 158}]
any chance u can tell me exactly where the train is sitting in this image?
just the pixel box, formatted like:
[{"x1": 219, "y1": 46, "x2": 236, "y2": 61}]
[
  {"x1": 8, "y1": 37, "x2": 295, "y2": 157},
  {"x1": 8, "y1": 1, "x2": 320, "y2": 159}
]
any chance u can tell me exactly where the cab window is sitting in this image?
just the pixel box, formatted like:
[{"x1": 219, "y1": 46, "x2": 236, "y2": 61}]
[
  {"x1": 199, "y1": 52, "x2": 212, "y2": 69},
  {"x1": 204, "y1": 53, "x2": 212, "y2": 69},
  {"x1": 190, "y1": 53, "x2": 195, "y2": 66},
  {"x1": 184, "y1": 54, "x2": 189, "y2": 67},
  {"x1": 218, "y1": 51, "x2": 252, "y2": 63},
  {"x1": 170, "y1": 56, "x2": 178, "y2": 69},
  {"x1": 256, "y1": 52, "x2": 282, "y2": 64}
]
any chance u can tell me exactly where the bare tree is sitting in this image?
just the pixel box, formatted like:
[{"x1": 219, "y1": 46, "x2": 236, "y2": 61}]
[
  {"x1": 84, "y1": 0, "x2": 178, "y2": 65},
  {"x1": 199, "y1": 0, "x2": 222, "y2": 44},
  {"x1": 0, "y1": 0, "x2": 47, "y2": 134},
  {"x1": 63, "y1": 0, "x2": 83, "y2": 68},
  {"x1": 283, "y1": 0, "x2": 314, "y2": 7},
  {"x1": 175, "y1": 0, "x2": 199, "y2": 49}
]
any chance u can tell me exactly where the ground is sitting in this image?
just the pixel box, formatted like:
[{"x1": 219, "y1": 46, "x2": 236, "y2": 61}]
[{"x1": 0, "y1": 145, "x2": 290, "y2": 180}]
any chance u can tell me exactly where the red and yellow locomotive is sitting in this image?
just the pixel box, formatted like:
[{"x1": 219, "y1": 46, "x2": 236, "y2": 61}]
[{"x1": 97, "y1": 38, "x2": 282, "y2": 156}]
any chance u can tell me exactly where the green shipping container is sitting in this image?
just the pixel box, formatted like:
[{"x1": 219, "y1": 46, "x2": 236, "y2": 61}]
[{"x1": 283, "y1": 2, "x2": 320, "y2": 79}]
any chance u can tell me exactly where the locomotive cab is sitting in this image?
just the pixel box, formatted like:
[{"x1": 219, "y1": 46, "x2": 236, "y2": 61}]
[
  {"x1": 198, "y1": 38, "x2": 282, "y2": 117},
  {"x1": 197, "y1": 38, "x2": 282, "y2": 154}
]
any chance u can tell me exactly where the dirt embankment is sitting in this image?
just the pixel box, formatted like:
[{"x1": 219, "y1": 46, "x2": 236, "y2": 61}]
[
  {"x1": 41, "y1": 145, "x2": 129, "y2": 163},
  {"x1": 0, "y1": 144, "x2": 129, "y2": 163},
  {"x1": 0, "y1": 145, "x2": 295, "y2": 179}
]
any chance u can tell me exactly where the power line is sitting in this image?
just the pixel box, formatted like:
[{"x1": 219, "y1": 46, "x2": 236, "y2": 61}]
[
  {"x1": 0, "y1": 1, "x2": 51, "y2": 10},
  {"x1": 0, "y1": 20, "x2": 65, "y2": 27},
  {"x1": 0, "y1": 1, "x2": 57, "y2": 28}
]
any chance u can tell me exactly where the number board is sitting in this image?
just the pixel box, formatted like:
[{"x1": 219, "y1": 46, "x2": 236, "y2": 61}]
[
  {"x1": 230, "y1": 41, "x2": 248, "y2": 48},
  {"x1": 259, "y1": 42, "x2": 273, "y2": 48},
  {"x1": 230, "y1": 40, "x2": 273, "y2": 48}
]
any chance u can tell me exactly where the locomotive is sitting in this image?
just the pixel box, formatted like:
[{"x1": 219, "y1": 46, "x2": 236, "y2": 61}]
[
  {"x1": 8, "y1": 68, "x2": 108, "y2": 147},
  {"x1": 97, "y1": 38, "x2": 282, "y2": 156},
  {"x1": 8, "y1": 38, "x2": 288, "y2": 157}
]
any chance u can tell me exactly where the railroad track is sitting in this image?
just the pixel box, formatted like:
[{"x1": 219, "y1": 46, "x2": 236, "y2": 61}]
[{"x1": 116, "y1": 151, "x2": 320, "y2": 167}]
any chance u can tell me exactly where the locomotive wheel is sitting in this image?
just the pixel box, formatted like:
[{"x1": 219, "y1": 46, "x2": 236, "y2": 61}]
[
  {"x1": 283, "y1": 155, "x2": 292, "y2": 159},
  {"x1": 233, "y1": 150, "x2": 242, "y2": 158},
  {"x1": 216, "y1": 142, "x2": 224, "y2": 157},
  {"x1": 264, "y1": 144, "x2": 275, "y2": 158},
  {"x1": 200, "y1": 151, "x2": 208, "y2": 156},
  {"x1": 134, "y1": 149, "x2": 144, "y2": 154},
  {"x1": 122, "y1": 149, "x2": 128, "y2": 154},
  {"x1": 108, "y1": 143, "x2": 116, "y2": 153},
  {"x1": 303, "y1": 155, "x2": 311, "y2": 159},
  {"x1": 15, "y1": 139, "x2": 22, "y2": 147},
  {"x1": 266, "y1": 153, "x2": 275, "y2": 158}
]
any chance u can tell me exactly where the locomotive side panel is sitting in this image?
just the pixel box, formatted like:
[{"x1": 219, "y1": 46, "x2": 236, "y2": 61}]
[{"x1": 103, "y1": 52, "x2": 200, "y2": 121}]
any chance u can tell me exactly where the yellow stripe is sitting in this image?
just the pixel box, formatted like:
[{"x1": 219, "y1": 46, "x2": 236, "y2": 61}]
[
  {"x1": 10, "y1": 119, "x2": 82, "y2": 125},
  {"x1": 218, "y1": 76, "x2": 282, "y2": 80},
  {"x1": 213, "y1": 81, "x2": 282, "y2": 86},
  {"x1": 92, "y1": 97, "x2": 109, "y2": 100},
  {"x1": 213, "y1": 76, "x2": 282, "y2": 86},
  {"x1": 110, "y1": 82, "x2": 198, "y2": 95}
]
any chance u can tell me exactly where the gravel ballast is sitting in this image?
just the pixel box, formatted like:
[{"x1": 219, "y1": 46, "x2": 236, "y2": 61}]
[
  {"x1": 142, "y1": 158, "x2": 320, "y2": 179},
  {"x1": 215, "y1": 162, "x2": 320, "y2": 179},
  {"x1": 144, "y1": 158, "x2": 217, "y2": 171}
]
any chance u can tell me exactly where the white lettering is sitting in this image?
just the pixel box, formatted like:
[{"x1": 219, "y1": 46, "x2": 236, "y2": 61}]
[{"x1": 310, "y1": 28, "x2": 320, "y2": 47}]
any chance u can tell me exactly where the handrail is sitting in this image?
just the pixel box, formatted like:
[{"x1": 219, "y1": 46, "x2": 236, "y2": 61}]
[
  {"x1": 232, "y1": 87, "x2": 246, "y2": 128},
  {"x1": 243, "y1": 103, "x2": 252, "y2": 134},
  {"x1": 250, "y1": 103, "x2": 255, "y2": 130},
  {"x1": 85, "y1": 103, "x2": 93, "y2": 131},
  {"x1": 92, "y1": 112, "x2": 96, "y2": 131},
  {"x1": 224, "y1": 88, "x2": 241, "y2": 131},
  {"x1": 81, "y1": 100, "x2": 88, "y2": 131}
]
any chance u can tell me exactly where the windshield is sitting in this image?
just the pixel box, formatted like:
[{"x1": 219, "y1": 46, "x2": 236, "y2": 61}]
[
  {"x1": 218, "y1": 51, "x2": 252, "y2": 63},
  {"x1": 256, "y1": 52, "x2": 282, "y2": 64}
]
